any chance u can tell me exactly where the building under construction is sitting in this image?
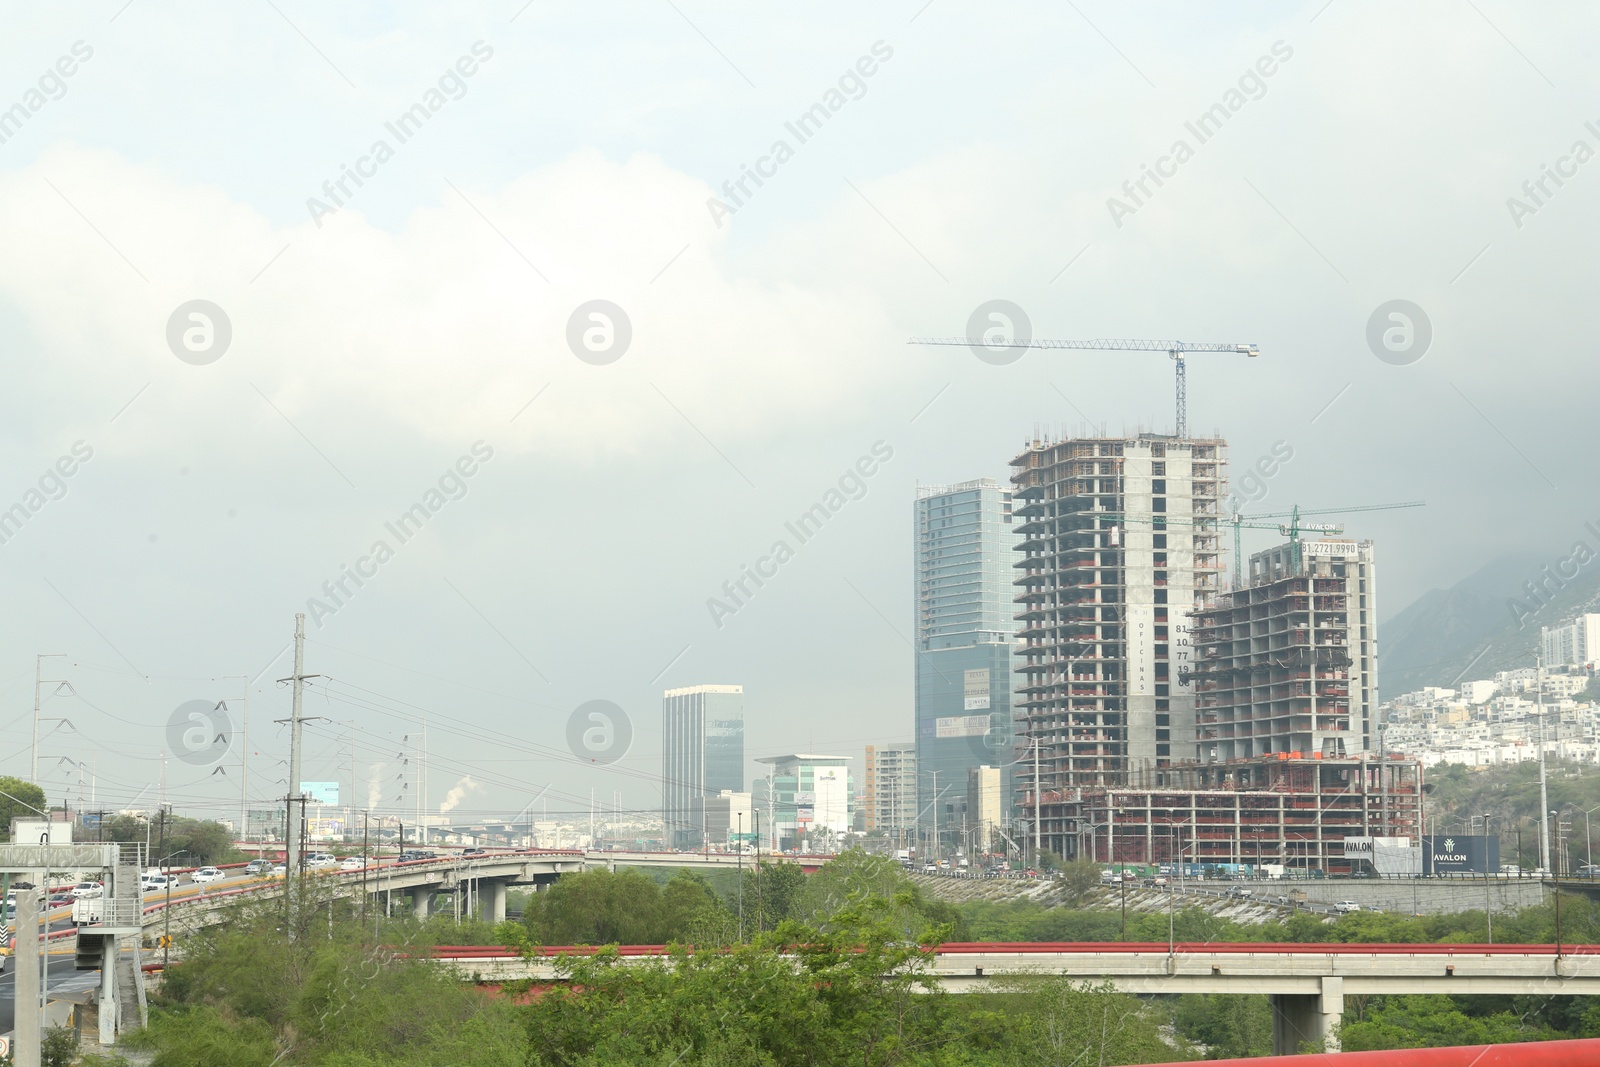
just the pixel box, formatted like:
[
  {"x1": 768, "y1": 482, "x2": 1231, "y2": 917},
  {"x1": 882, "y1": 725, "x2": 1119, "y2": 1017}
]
[
  {"x1": 1059, "y1": 753, "x2": 1421, "y2": 874},
  {"x1": 1191, "y1": 538, "x2": 1378, "y2": 761},
  {"x1": 1009, "y1": 432, "x2": 1227, "y2": 789}
]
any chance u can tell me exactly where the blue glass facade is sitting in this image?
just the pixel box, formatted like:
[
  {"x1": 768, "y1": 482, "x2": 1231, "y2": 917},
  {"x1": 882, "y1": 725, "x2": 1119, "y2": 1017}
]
[
  {"x1": 662, "y1": 685, "x2": 745, "y2": 848},
  {"x1": 913, "y1": 480, "x2": 1019, "y2": 851}
]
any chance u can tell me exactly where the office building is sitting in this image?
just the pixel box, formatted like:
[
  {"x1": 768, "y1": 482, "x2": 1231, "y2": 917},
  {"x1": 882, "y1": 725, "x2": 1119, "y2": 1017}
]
[
  {"x1": 693, "y1": 789, "x2": 753, "y2": 847},
  {"x1": 1542, "y1": 614, "x2": 1600, "y2": 669},
  {"x1": 1192, "y1": 538, "x2": 1379, "y2": 760},
  {"x1": 661, "y1": 684, "x2": 745, "y2": 849},
  {"x1": 755, "y1": 754, "x2": 851, "y2": 852},
  {"x1": 863, "y1": 744, "x2": 917, "y2": 846},
  {"x1": 1009, "y1": 433, "x2": 1226, "y2": 850},
  {"x1": 966, "y1": 765, "x2": 1003, "y2": 854},
  {"x1": 914, "y1": 479, "x2": 1021, "y2": 851}
]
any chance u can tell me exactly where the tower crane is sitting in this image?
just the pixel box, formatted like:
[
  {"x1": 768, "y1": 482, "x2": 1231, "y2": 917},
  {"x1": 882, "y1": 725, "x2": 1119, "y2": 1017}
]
[
  {"x1": 908, "y1": 335, "x2": 1259, "y2": 438},
  {"x1": 1231, "y1": 501, "x2": 1427, "y2": 585},
  {"x1": 1111, "y1": 500, "x2": 1425, "y2": 590}
]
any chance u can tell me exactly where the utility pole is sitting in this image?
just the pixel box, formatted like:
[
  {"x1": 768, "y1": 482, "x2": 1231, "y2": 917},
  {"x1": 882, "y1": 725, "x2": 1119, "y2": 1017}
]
[
  {"x1": 736, "y1": 810, "x2": 744, "y2": 940},
  {"x1": 1537, "y1": 656, "x2": 1551, "y2": 873},
  {"x1": 278, "y1": 613, "x2": 319, "y2": 897},
  {"x1": 30, "y1": 652, "x2": 68, "y2": 784},
  {"x1": 1033, "y1": 735, "x2": 1042, "y2": 865}
]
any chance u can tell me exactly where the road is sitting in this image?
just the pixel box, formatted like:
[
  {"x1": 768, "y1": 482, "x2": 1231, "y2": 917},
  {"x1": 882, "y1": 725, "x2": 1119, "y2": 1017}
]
[{"x1": 0, "y1": 956, "x2": 99, "y2": 1035}]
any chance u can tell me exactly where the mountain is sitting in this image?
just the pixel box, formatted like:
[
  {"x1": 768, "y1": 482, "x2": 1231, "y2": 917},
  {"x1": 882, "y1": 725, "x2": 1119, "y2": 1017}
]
[{"x1": 1379, "y1": 551, "x2": 1600, "y2": 698}]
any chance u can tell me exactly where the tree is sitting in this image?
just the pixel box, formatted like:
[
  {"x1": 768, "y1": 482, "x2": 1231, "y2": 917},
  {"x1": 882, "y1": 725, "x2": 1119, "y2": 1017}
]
[
  {"x1": 1056, "y1": 860, "x2": 1101, "y2": 905},
  {"x1": 521, "y1": 896, "x2": 962, "y2": 1067},
  {"x1": 791, "y1": 849, "x2": 967, "y2": 940},
  {"x1": 997, "y1": 976, "x2": 1187, "y2": 1065},
  {"x1": 0, "y1": 777, "x2": 47, "y2": 842},
  {"x1": 1175, "y1": 992, "x2": 1272, "y2": 1058},
  {"x1": 524, "y1": 867, "x2": 667, "y2": 945}
]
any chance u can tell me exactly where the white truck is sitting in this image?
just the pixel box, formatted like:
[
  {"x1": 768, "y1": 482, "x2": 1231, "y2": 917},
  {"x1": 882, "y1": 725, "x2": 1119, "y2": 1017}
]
[{"x1": 71, "y1": 896, "x2": 103, "y2": 926}]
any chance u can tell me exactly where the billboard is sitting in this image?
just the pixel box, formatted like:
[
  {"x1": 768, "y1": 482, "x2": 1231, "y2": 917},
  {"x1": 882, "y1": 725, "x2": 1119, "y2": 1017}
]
[
  {"x1": 936, "y1": 715, "x2": 989, "y2": 739},
  {"x1": 1423, "y1": 833, "x2": 1498, "y2": 875},
  {"x1": 300, "y1": 781, "x2": 340, "y2": 805},
  {"x1": 963, "y1": 669, "x2": 991, "y2": 710}
]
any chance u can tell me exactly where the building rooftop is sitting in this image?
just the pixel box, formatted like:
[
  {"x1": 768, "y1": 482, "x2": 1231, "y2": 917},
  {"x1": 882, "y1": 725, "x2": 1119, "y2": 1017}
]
[
  {"x1": 663, "y1": 684, "x2": 744, "y2": 697},
  {"x1": 755, "y1": 754, "x2": 852, "y2": 765}
]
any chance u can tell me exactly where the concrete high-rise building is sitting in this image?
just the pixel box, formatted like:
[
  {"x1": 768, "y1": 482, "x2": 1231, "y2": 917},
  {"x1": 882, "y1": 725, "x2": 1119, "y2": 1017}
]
[
  {"x1": 863, "y1": 744, "x2": 917, "y2": 846},
  {"x1": 661, "y1": 684, "x2": 745, "y2": 849},
  {"x1": 1192, "y1": 539, "x2": 1378, "y2": 760},
  {"x1": 914, "y1": 479, "x2": 1021, "y2": 851},
  {"x1": 1009, "y1": 433, "x2": 1226, "y2": 852},
  {"x1": 1542, "y1": 614, "x2": 1600, "y2": 669},
  {"x1": 966, "y1": 765, "x2": 1003, "y2": 854}
]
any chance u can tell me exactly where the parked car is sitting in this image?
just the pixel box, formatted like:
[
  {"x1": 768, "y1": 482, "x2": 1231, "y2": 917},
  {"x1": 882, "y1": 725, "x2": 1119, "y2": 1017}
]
[
  {"x1": 70, "y1": 881, "x2": 103, "y2": 899},
  {"x1": 191, "y1": 866, "x2": 224, "y2": 884},
  {"x1": 1333, "y1": 900, "x2": 1362, "y2": 914}
]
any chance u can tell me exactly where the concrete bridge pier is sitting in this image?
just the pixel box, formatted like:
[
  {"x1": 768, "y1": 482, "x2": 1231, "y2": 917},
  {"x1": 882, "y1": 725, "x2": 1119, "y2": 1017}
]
[
  {"x1": 1271, "y1": 976, "x2": 1342, "y2": 1055},
  {"x1": 411, "y1": 886, "x2": 436, "y2": 919},
  {"x1": 486, "y1": 879, "x2": 508, "y2": 924}
]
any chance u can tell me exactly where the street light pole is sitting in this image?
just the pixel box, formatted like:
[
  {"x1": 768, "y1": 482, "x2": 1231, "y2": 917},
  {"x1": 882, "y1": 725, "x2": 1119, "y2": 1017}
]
[
  {"x1": 1480, "y1": 812, "x2": 1493, "y2": 944},
  {"x1": 1550, "y1": 809, "x2": 1563, "y2": 958}
]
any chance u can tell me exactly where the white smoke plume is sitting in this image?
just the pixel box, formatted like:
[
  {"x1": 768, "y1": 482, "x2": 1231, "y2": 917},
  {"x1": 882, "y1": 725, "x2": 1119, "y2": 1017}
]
[
  {"x1": 439, "y1": 775, "x2": 483, "y2": 814},
  {"x1": 367, "y1": 763, "x2": 385, "y2": 811}
]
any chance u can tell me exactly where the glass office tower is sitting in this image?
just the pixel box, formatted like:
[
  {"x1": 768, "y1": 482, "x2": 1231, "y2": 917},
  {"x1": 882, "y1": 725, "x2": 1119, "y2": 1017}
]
[
  {"x1": 662, "y1": 684, "x2": 745, "y2": 848},
  {"x1": 914, "y1": 479, "x2": 1020, "y2": 855}
]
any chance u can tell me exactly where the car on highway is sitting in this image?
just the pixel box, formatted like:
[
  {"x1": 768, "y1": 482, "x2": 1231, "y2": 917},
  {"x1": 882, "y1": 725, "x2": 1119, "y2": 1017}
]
[
  {"x1": 48, "y1": 892, "x2": 74, "y2": 907},
  {"x1": 1333, "y1": 900, "x2": 1362, "y2": 914},
  {"x1": 70, "y1": 881, "x2": 103, "y2": 899},
  {"x1": 244, "y1": 859, "x2": 274, "y2": 875},
  {"x1": 191, "y1": 866, "x2": 225, "y2": 884},
  {"x1": 140, "y1": 873, "x2": 173, "y2": 892},
  {"x1": 271, "y1": 863, "x2": 287, "y2": 875},
  {"x1": 1576, "y1": 864, "x2": 1600, "y2": 877},
  {"x1": 1228, "y1": 886, "x2": 1253, "y2": 899},
  {"x1": 462, "y1": 847, "x2": 486, "y2": 856},
  {"x1": 397, "y1": 850, "x2": 433, "y2": 862},
  {"x1": 339, "y1": 857, "x2": 366, "y2": 872},
  {"x1": 305, "y1": 853, "x2": 338, "y2": 869}
]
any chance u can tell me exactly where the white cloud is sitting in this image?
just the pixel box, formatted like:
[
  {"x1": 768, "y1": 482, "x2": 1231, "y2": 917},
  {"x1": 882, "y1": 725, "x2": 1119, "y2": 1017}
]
[{"x1": 0, "y1": 145, "x2": 901, "y2": 464}]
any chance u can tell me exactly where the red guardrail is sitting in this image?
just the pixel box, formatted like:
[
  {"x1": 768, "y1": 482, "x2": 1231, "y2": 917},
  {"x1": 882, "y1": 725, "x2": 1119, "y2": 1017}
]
[{"x1": 1135, "y1": 1036, "x2": 1600, "y2": 1066}]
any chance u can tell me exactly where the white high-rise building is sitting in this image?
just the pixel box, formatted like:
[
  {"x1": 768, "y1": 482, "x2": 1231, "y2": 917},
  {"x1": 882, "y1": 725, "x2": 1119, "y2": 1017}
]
[
  {"x1": 1542, "y1": 614, "x2": 1600, "y2": 669},
  {"x1": 863, "y1": 744, "x2": 917, "y2": 846}
]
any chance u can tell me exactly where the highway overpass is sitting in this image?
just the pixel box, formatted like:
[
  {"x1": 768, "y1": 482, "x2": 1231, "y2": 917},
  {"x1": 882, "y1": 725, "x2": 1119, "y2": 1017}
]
[{"x1": 427, "y1": 941, "x2": 1600, "y2": 1054}]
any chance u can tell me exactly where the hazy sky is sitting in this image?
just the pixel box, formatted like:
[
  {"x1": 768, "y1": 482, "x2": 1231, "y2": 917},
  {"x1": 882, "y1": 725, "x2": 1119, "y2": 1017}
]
[{"x1": 0, "y1": 1, "x2": 1595, "y2": 825}]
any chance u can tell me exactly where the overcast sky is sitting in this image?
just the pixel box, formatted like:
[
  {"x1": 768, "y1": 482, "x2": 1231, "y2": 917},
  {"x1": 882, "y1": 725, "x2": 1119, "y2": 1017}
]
[{"x1": 0, "y1": 1, "x2": 1595, "y2": 825}]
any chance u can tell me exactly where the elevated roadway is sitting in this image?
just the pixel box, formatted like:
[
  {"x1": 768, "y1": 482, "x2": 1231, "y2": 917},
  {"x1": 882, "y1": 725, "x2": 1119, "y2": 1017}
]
[{"x1": 428, "y1": 940, "x2": 1600, "y2": 1054}]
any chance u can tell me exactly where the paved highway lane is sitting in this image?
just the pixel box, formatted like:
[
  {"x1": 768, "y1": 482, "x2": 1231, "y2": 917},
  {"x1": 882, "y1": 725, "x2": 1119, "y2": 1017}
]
[{"x1": 0, "y1": 956, "x2": 99, "y2": 1035}]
